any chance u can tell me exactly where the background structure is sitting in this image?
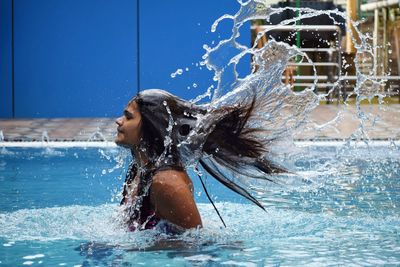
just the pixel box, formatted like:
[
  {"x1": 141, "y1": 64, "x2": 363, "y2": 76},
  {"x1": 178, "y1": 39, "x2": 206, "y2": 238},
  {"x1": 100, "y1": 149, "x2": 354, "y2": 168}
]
[{"x1": 0, "y1": 0, "x2": 248, "y2": 118}]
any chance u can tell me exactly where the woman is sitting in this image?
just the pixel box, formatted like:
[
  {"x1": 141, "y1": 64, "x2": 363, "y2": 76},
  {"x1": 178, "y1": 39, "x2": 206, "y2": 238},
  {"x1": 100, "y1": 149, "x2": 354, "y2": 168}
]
[{"x1": 115, "y1": 89, "x2": 285, "y2": 232}]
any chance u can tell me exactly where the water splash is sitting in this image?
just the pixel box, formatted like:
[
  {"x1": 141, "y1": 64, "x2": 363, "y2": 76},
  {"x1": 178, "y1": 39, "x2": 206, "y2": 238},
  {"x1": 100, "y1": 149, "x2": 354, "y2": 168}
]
[
  {"x1": 0, "y1": 202, "x2": 398, "y2": 265},
  {"x1": 40, "y1": 131, "x2": 52, "y2": 155},
  {"x1": 154, "y1": 0, "x2": 400, "y2": 215},
  {"x1": 156, "y1": 101, "x2": 175, "y2": 168},
  {"x1": 99, "y1": 147, "x2": 130, "y2": 178},
  {"x1": 87, "y1": 129, "x2": 107, "y2": 142},
  {"x1": 0, "y1": 130, "x2": 8, "y2": 155},
  {"x1": 38, "y1": 131, "x2": 65, "y2": 156},
  {"x1": 194, "y1": 0, "x2": 390, "y2": 145},
  {"x1": 170, "y1": 68, "x2": 184, "y2": 78},
  {"x1": 190, "y1": 85, "x2": 214, "y2": 104},
  {"x1": 41, "y1": 131, "x2": 50, "y2": 144}
]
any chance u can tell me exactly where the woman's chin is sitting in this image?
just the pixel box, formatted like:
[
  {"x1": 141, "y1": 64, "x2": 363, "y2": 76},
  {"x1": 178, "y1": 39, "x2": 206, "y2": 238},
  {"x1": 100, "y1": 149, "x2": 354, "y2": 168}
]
[
  {"x1": 115, "y1": 138, "x2": 125, "y2": 146},
  {"x1": 115, "y1": 139, "x2": 133, "y2": 149}
]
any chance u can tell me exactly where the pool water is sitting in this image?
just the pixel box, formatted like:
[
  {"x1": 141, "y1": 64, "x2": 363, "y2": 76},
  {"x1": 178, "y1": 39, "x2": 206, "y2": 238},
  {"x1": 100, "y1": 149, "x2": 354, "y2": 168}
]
[{"x1": 0, "y1": 145, "x2": 399, "y2": 266}]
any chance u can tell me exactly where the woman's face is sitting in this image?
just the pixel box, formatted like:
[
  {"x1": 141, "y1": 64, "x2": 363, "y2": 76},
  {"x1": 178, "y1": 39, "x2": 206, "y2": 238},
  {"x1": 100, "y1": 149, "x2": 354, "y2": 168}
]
[{"x1": 115, "y1": 101, "x2": 142, "y2": 147}]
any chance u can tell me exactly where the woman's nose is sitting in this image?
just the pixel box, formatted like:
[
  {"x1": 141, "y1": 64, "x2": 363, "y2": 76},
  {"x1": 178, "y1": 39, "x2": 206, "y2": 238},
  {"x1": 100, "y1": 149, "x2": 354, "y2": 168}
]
[{"x1": 115, "y1": 117, "x2": 123, "y2": 126}]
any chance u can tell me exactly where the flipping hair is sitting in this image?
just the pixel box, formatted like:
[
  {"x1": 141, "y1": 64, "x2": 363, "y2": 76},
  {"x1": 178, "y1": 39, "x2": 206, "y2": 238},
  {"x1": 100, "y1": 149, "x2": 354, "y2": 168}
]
[{"x1": 130, "y1": 89, "x2": 286, "y2": 224}]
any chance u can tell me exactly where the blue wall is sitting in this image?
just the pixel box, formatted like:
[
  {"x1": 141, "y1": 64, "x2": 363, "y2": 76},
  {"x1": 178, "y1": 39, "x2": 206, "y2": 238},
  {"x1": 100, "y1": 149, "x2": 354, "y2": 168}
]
[
  {"x1": 139, "y1": 0, "x2": 246, "y2": 100},
  {"x1": 0, "y1": 0, "x2": 13, "y2": 118},
  {"x1": 0, "y1": 0, "x2": 249, "y2": 118}
]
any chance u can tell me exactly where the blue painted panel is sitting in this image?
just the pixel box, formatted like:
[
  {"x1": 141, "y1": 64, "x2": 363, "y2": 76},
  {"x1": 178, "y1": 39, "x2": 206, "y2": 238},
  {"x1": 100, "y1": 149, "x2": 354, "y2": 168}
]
[
  {"x1": 139, "y1": 0, "x2": 250, "y2": 101},
  {"x1": 14, "y1": 0, "x2": 138, "y2": 118},
  {"x1": 0, "y1": 0, "x2": 13, "y2": 118}
]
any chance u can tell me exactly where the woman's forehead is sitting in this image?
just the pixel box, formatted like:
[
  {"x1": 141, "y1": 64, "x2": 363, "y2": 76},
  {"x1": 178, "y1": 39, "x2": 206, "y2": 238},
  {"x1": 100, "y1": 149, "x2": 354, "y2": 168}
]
[{"x1": 127, "y1": 100, "x2": 139, "y2": 111}]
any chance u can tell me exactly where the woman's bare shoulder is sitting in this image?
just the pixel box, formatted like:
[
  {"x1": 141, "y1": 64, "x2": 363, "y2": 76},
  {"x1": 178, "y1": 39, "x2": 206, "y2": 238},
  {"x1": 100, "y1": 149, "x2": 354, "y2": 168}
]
[
  {"x1": 150, "y1": 168, "x2": 201, "y2": 229},
  {"x1": 152, "y1": 169, "x2": 192, "y2": 187}
]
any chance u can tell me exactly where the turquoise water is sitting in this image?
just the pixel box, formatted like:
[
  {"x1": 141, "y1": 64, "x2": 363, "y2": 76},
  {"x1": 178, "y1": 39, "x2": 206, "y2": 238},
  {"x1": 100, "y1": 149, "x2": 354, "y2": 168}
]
[{"x1": 0, "y1": 146, "x2": 399, "y2": 266}]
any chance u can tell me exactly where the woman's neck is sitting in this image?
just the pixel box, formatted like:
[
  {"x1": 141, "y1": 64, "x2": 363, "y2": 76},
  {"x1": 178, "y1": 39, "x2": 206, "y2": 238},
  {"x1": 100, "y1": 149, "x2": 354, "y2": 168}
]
[{"x1": 131, "y1": 146, "x2": 149, "y2": 169}]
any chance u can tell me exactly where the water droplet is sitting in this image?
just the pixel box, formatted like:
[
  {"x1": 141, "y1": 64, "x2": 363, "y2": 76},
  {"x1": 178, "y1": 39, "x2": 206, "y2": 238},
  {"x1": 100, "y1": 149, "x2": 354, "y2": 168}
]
[{"x1": 170, "y1": 68, "x2": 183, "y2": 78}]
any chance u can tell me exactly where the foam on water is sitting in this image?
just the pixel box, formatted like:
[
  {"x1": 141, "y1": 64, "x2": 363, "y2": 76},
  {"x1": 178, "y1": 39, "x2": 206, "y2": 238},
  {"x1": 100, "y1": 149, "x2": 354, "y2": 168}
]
[
  {"x1": 0, "y1": 202, "x2": 398, "y2": 241},
  {"x1": 1, "y1": 203, "x2": 399, "y2": 265}
]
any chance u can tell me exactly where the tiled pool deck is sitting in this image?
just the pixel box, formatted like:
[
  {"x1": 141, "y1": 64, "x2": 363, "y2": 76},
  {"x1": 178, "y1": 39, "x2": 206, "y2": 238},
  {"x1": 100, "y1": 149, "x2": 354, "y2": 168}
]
[{"x1": 0, "y1": 104, "x2": 399, "y2": 142}]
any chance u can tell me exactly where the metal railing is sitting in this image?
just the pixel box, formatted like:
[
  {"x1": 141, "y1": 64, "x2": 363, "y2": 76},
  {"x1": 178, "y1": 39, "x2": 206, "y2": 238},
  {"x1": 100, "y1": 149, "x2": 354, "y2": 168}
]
[
  {"x1": 252, "y1": 24, "x2": 342, "y2": 99},
  {"x1": 252, "y1": 24, "x2": 400, "y2": 101}
]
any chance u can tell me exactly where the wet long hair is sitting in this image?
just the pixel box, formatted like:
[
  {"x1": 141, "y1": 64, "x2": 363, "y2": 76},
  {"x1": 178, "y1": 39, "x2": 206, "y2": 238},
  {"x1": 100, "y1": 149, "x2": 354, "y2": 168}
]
[{"x1": 127, "y1": 89, "x2": 286, "y2": 220}]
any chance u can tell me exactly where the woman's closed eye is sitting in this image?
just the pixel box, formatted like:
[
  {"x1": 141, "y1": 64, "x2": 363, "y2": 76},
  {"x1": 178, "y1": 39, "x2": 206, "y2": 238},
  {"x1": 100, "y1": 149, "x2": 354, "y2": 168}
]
[{"x1": 124, "y1": 110, "x2": 134, "y2": 120}]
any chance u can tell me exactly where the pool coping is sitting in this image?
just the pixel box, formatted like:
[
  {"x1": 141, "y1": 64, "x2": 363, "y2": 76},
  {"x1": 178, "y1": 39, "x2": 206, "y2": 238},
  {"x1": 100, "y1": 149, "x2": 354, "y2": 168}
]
[
  {"x1": 1, "y1": 105, "x2": 399, "y2": 142},
  {"x1": 1, "y1": 139, "x2": 399, "y2": 148}
]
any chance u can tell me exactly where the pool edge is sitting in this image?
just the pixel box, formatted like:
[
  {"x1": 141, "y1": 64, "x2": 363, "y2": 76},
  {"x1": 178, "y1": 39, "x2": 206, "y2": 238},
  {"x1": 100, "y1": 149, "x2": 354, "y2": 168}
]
[{"x1": 1, "y1": 140, "x2": 399, "y2": 148}]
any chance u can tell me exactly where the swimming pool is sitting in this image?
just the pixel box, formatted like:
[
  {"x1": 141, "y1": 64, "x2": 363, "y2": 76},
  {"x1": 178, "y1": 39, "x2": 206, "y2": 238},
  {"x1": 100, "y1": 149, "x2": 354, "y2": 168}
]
[{"x1": 0, "y1": 143, "x2": 399, "y2": 266}]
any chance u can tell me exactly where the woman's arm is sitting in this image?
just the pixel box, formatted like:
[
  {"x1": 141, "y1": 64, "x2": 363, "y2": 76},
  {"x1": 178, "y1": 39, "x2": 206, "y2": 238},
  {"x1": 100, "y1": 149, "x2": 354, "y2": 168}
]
[{"x1": 150, "y1": 170, "x2": 202, "y2": 229}]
